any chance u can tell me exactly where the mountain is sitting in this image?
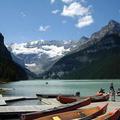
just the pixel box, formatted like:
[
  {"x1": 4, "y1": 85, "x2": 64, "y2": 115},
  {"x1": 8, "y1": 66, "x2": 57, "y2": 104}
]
[
  {"x1": 0, "y1": 33, "x2": 28, "y2": 82},
  {"x1": 43, "y1": 20, "x2": 120, "y2": 79},
  {"x1": 8, "y1": 40, "x2": 79, "y2": 74}
]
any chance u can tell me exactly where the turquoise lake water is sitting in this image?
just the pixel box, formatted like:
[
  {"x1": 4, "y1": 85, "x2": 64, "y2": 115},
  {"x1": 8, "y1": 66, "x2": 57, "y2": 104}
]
[{"x1": 0, "y1": 79, "x2": 120, "y2": 97}]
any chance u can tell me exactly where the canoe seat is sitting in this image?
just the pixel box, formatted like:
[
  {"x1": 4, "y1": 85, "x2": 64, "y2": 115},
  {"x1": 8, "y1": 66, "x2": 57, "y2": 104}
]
[
  {"x1": 52, "y1": 116, "x2": 61, "y2": 120},
  {"x1": 72, "y1": 112, "x2": 87, "y2": 120},
  {"x1": 51, "y1": 112, "x2": 87, "y2": 120}
]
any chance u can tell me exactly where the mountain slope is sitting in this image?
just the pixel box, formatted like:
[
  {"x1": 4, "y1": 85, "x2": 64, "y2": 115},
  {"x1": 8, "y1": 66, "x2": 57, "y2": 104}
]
[
  {"x1": 8, "y1": 40, "x2": 79, "y2": 74},
  {"x1": 43, "y1": 20, "x2": 120, "y2": 79},
  {"x1": 0, "y1": 33, "x2": 28, "y2": 82}
]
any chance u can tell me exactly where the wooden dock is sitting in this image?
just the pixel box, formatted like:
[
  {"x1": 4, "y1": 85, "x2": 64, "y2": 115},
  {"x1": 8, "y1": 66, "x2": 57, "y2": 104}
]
[
  {"x1": 0, "y1": 96, "x2": 62, "y2": 118},
  {"x1": 4, "y1": 96, "x2": 25, "y2": 102},
  {"x1": 0, "y1": 95, "x2": 38, "y2": 106},
  {"x1": 0, "y1": 105, "x2": 59, "y2": 113},
  {"x1": 42, "y1": 98, "x2": 62, "y2": 105},
  {"x1": 0, "y1": 104, "x2": 60, "y2": 119},
  {"x1": 0, "y1": 96, "x2": 120, "y2": 119},
  {"x1": 0, "y1": 97, "x2": 62, "y2": 119},
  {"x1": 4, "y1": 96, "x2": 37, "y2": 102}
]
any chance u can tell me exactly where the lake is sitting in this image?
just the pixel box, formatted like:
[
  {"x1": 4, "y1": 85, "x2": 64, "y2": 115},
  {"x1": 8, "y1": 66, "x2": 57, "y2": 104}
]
[{"x1": 0, "y1": 79, "x2": 120, "y2": 97}]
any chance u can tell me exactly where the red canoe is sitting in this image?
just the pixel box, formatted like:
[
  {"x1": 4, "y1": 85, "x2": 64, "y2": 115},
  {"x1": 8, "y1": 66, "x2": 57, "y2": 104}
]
[
  {"x1": 57, "y1": 95, "x2": 77, "y2": 104},
  {"x1": 57, "y1": 94, "x2": 109, "y2": 104},
  {"x1": 34, "y1": 103, "x2": 108, "y2": 120},
  {"x1": 94, "y1": 108, "x2": 120, "y2": 120},
  {"x1": 21, "y1": 98, "x2": 91, "y2": 120}
]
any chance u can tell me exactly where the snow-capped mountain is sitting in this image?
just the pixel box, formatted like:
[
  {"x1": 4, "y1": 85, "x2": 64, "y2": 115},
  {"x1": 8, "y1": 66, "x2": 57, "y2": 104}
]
[{"x1": 8, "y1": 40, "x2": 78, "y2": 74}]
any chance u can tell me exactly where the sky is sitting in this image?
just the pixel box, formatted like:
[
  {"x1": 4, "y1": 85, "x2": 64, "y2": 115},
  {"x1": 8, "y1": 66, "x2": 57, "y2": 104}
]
[{"x1": 0, "y1": 0, "x2": 120, "y2": 44}]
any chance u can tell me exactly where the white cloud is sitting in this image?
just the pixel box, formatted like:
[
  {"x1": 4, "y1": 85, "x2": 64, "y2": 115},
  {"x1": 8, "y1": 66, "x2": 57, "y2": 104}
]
[
  {"x1": 39, "y1": 25, "x2": 50, "y2": 32},
  {"x1": 76, "y1": 15, "x2": 94, "y2": 28},
  {"x1": 61, "y1": 2, "x2": 90, "y2": 17},
  {"x1": 20, "y1": 12, "x2": 26, "y2": 17},
  {"x1": 50, "y1": 0, "x2": 93, "y2": 29},
  {"x1": 60, "y1": 1, "x2": 93, "y2": 28},
  {"x1": 52, "y1": 9, "x2": 60, "y2": 14},
  {"x1": 61, "y1": 0, "x2": 74, "y2": 4},
  {"x1": 51, "y1": 0, "x2": 55, "y2": 4}
]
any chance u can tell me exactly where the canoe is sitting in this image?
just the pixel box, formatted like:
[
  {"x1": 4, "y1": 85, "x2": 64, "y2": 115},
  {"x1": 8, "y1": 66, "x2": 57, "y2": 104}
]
[
  {"x1": 34, "y1": 103, "x2": 108, "y2": 120},
  {"x1": 36, "y1": 94, "x2": 75, "y2": 101},
  {"x1": 57, "y1": 94, "x2": 109, "y2": 104},
  {"x1": 21, "y1": 98, "x2": 91, "y2": 120},
  {"x1": 57, "y1": 96, "x2": 77, "y2": 104},
  {"x1": 91, "y1": 94, "x2": 109, "y2": 102},
  {"x1": 94, "y1": 108, "x2": 120, "y2": 120},
  {"x1": 96, "y1": 92, "x2": 104, "y2": 96},
  {"x1": 90, "y1": 94, "x2": 109, "y2": 102}
]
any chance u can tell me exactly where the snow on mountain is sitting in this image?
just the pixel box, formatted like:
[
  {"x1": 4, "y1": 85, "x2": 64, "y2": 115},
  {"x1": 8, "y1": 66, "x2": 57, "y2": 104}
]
[
  {"x1": 8, "y1": 40, "x2": 78, "y2": 74},
  {"x1": 10, "y1": 43, "x2": 70, "y2": 58}
]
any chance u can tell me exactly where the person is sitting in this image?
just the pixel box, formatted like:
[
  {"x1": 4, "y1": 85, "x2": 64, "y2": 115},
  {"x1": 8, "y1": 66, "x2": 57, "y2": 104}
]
[
  {"x1": 109, "y1": 83, "x2": 115, "y2": 101},
  {"x1": 99, "y1": 88, "x2": 105, "y2": 93},
  {"x1": 96, "y1": 88, "x2": 105, "y2": 96}
]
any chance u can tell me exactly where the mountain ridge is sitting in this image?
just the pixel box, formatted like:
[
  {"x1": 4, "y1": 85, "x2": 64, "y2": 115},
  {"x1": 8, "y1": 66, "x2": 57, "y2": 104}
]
[
  {"x1": 42, "y1": 20, "x2": 120, "y2": 79},
  {"x1": 8, "y1": 39, "x2": 80, "y2": 74},
  {"x1": 0, "y1": 33, "x2": 28, "y2": 82}
]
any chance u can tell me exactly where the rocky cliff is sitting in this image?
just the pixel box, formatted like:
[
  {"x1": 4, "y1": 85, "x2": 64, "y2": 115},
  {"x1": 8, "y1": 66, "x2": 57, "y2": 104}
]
[{"x1": 0, "y1": 33, "x2": 28, "y2": 82}]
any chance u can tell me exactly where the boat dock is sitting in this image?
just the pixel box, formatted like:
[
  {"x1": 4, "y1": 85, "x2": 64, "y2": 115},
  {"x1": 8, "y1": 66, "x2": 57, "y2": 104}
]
[
  {"x1": 0, "y1": 95, "x2": 62, "y2": 112},
  {"x1": 42, "y1": 98, "x2": 62, "y2": 105},
  {"x1": 0, "y1": 94, "x2": 38, "y2": 103},
  {"x1": 0, "y1": 95, "x2": 120, "y2": 119},
  {"x1": 0, "y1": 105, "x2": 59, "y2": 114},
  {"x1": 0, "y1": 104, "x2": 61, "y2": 119},
  {"x1": 0, "y1": 98, "x2": 120, "y2": 112},
  {"x1": 0, "y1": 97, "x2": 62, "y2": 119},
  {"x1": 4, "y1": 96, "x2": 37, "y2": 102}
]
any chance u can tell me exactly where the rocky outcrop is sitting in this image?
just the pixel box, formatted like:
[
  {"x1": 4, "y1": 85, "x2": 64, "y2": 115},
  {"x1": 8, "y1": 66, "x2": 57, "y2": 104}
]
[{"x1": 0, "y1": 33, "x2": 28, "y2": 82}]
